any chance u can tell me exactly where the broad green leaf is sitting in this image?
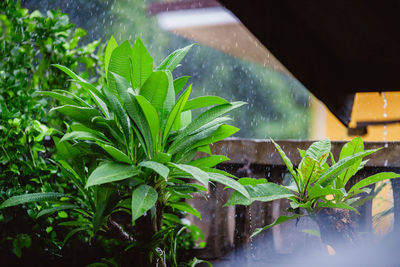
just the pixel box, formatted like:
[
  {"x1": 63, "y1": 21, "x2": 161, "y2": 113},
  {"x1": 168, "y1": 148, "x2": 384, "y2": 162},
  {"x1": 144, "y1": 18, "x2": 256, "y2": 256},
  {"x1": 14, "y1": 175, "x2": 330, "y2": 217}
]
[
  {"x1": 197, "y1": 145, "x2": 211, "y2": 155},
  {"x1": 53, "y1": 64, "x2": 87, "y2": 83},
  {"x1": 131, "y1": 185, "x2": 158, "y2": 223},
  {"x1": 102, "y1": 83, "x2": 130, "y2": 141},
  {"x1": 357, "y1": 159, "x2": 369, "y2": 171},
  {"x1": 157, "y1": 44, "x2": 195, "y2": 72},
  {"x1": 98, "y1": 143, "x2": 132, "y2": 164},
  {"x1": 330, "y1": 152, "x2": 336, "y2": 165},
  {"x1": 139, "y1": 161, "x2": 169, "y2": 179},
  {"x1": 108, "y1": 40, "x2": 132, "y2": 95},
  {"x1": 36, "y1": 205, "x2": 78, "y2": 218},
  {"x1": 298, "y1": 148, "x2": 306, "y2": 158},
  {"x1": 70, "y1": 123, "x2": 108, "y2": 138},
  {"x1": 104, "y1": 36, "x2": 118, "y2": 74},
  {"x1": 192, "y1": 117, "x2": 232, "y2": 136},
  {"x1": 56, "y1": 159, "x2": 81, "y2": 182},
  {"x1": 170, "y1": 117, "x2": 232, "y2": 155},
  {"x1": 60, "y1": 131, "x2": 110, "y2": 144},
  {"x1": 305, "y1": 138, "x2": 331, "y2": 162},
  {"x1": 139, "y1": 71, "x2": 168, "y2": 110},
  {"x1": 226, "y1": 182, "x2": 294, "y2": 206},
  {"x1": 0, "y1": 193, "x2": 67, "y2": 209},
  {"x1": 238, "y1": 178, "x2": 268, "y2": 186},
  {"x1": 317, "y1": 149, "x2": 380, "y2": 187},
  {"x1": 73, "y1": 81, "x2": 109, "y2": 117},
  {"x1": 179, "y1": 110, "x2": 192, "y2": 130},
  {"x1": 131, "y1": 38, "x2": 153, "y2": 89},
  {"x1": 188, "y1": 155, "x2": 230, "y2": 168},
  {"x1": 192, "y1": 125, "x2": 239, "y2": 149},
  {"x1": 51, "y1": 89, "x2": 93, "y2": 107},
  {"x1": 298, "y1": 157, "x2": 323, "y2": 186},
  {"x1": 106, "y1": 76, "x2": 145, "y2": 145},
  {"x1": 38, "y1": 91, "x2": 80, "y2": 106},
  {"x1": 338, "y1": 137, "x2": 364, "y2": 185},
  {"x1": 284, "y1": 179, "x2": 300, "y2": 192},
  {"x1": 160, "y1": 70, "x2": 176, "y2": 125},
  {"x1": 271, "y1": 140, "x2": 299, "y2": 185},
  {"x1": 169, "y1": 163, "x2": 209, "y2": 186},
  {"x1": 339, "y1": 137, "x2": 364, "y2": 160},
  {"x1": 173, "y1": 76, "x2": 190, "y2": 95},
  {"x1": 173, "y1": 102, "x2": 246, "y2": 146},
  {"x1": 183, "y1": 96, "x2": 229, "y2": 111},
  {"x1": 86, "y1": 162, "x2": 140, "y2": 188},
  {"x1": 124, "y1": 94, "x2": 153, "y2": 156},
  {"x1": 200, "y1": 167, "x2": 236, "y2": 178},
  {"x1": 163, "y1": 213, "x2": 182, "y2": 224},
  {"x1": 347, "y1": 195, "x2": 374, "y2": 208},
  {"x1": 208, "y1": 173, "x2": 250, "y2": 199},
  {"x1": 109, "y1": 71, "x2": 131, "y2": 98},
  {"x1": 168, "y1": 184, "x2": 200, "y2": 196},
  {"x1": 349, "y1": 172, "x2": 400, "y2": 193},
  {"x1": 171, "y1": 110, "x2": 189, "y2": 132},
  {"x1": 168, "y1": 124, "x2": 221, "y2": 155},
  {"x1": 167, "y1": 202, "x2": 201, "y2": 219},
  {"x1": 163, "y1": 85, "x2": 192, "y2": 144},
  {"x1": 308, "y1": 184, "x2": 340, "y2": 200},
  {"x1": 73, "y1": 80, "x2": 106, "y2": 101},
  {"x1": 317, "y1": 201, "x2": 358, "y2": 213},
  {"x1": 91, "y1": 116, "x2": 125, "y2": 145},
  {"x1": 251, "y1": 214, "x2": 303, "y2": 238},
  {"x1": 153, "y1": 152, "x2": 172, "y2": 164},
  {"x1": 135, "y1": 95, "x2": 160, "y2": 151},
  {"x1": 51, "y1": 105, "x2": 101, "y2": 126}
]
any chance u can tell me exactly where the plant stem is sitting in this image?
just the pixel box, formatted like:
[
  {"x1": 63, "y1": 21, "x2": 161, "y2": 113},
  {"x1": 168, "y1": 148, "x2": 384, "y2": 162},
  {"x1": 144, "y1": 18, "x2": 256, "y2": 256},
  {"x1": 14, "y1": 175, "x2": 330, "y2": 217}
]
[
  {"x1": 108, "y1": 215, "x2": 134, "y2": 241},
  {"x1": 302, "y1": 163, "x2": 316, "y2": 199},
  {"x1": 151, "y1": 201, "x2": 166, "y2": 267}
]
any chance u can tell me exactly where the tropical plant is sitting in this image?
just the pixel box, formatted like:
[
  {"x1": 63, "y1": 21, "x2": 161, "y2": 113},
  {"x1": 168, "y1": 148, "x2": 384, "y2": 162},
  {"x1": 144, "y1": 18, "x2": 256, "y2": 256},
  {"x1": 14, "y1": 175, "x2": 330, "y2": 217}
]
[
  {"x1": 227, "y1": 137, "x2": 400, "y2": 248},
  {"x1": 1, "y1": 36, "x2": 248, "y2": 266}
]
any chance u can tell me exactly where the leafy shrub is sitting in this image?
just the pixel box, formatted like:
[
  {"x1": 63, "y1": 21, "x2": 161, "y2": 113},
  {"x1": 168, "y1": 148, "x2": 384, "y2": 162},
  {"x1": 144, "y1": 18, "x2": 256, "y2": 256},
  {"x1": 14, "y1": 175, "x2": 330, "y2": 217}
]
[
  {"x1": 0, "y1": 0, "x2": 102, "y2": 260},
  {"x1": 227, "y1": 138, "x2": 400, "y2": 247}
]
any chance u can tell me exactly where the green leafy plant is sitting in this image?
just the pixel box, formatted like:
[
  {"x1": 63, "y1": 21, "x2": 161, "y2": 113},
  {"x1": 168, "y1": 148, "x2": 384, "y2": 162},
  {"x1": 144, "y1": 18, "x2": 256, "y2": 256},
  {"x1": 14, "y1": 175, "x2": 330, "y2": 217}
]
[
  {"x1": 1, "y1": 36, "x2": 247, "y2": 266},
  {"x1": 0, "y1": 0, "x2": 103, "y2": 260},
  {"x1": 227, "y1": 137, "x2": 400, "y2": 247}
]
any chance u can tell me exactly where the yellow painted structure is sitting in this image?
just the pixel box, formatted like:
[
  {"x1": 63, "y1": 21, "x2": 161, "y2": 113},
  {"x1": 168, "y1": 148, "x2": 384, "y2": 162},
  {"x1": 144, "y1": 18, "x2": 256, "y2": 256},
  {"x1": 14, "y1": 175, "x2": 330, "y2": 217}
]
[{"x1": 314, "y1": 92, "x2": 400, "y2": 141}]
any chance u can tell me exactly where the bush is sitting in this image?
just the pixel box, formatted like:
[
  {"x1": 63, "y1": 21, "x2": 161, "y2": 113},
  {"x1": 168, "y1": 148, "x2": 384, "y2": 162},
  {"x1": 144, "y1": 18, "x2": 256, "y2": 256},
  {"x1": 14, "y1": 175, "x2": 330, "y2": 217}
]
[{"x1": 0, "y1": 0, "x2": 102, "y2": 261}]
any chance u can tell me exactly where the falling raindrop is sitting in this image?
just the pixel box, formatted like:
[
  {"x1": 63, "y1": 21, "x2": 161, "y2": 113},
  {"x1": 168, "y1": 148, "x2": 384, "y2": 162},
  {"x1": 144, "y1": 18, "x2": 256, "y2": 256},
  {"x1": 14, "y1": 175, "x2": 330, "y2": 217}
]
[
  {"x1": 382, "y1": 92, "x2": 389, "y2": 148},
  {"x1": 248, "y1": 206, "x2": 256, "y2": 260}
]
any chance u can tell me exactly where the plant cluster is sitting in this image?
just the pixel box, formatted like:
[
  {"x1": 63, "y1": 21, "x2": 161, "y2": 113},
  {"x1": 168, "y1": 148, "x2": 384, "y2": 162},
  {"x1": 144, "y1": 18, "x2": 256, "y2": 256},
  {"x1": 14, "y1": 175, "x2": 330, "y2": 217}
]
[
  {"x1": 0, "y1": 0, "x2": 102, "y2": 261},
  {"x1": 227, "y1": 138, "x2": 399, "y2": 244},
  {"x1": 1, "y1": 36, "x2": 249, "y2": 266}
]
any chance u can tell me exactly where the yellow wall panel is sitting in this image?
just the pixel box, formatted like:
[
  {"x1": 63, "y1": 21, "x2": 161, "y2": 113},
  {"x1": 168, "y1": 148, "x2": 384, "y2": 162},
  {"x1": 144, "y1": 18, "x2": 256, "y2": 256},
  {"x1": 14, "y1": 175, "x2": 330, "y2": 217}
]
[{"x1": 314, "y1": 91, "x2": 400, "y2": 141}]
